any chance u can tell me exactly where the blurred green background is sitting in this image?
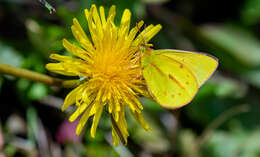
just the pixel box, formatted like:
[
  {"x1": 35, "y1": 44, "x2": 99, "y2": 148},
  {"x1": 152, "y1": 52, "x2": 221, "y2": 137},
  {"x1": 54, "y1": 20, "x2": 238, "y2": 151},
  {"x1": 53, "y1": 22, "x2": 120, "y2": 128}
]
[{"x1": 1, "y1": 0, "x2": 260, "y2": 156}]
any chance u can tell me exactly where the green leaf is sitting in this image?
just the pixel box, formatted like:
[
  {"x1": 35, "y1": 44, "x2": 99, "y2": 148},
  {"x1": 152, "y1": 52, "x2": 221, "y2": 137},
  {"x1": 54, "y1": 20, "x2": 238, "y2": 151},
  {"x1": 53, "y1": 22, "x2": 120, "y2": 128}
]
[
  {"x1": 243, "y1": 69, "x2": 260, "y2": 88},
  {"x1": 199, "y1": 25, "x2": 260, "y2": 67},
  {"x1": 0, "y1": 42, "x2": 23, "y2": 67},
  {"x1": 130, "y1": 112, "x2": 170, "y2": 153},
  {"x1": 27, "y1": 83, "x2": 48, "y2": 100},
  {"x1": 26, "y1": 19, "x2": 64, "y2": 55},
  {"x1": 26, "y1": 107, "x2": 38, "y2": 146},
  {"x1": 241, "y1": 0, "x2": 260, "y2": 25},
  {"x1": 214, "y1": 77, "x2": 248, "y2": 99},
  {"x1": 177, "y1": 130, "x2": 198, "y2": 157},
  {"x1": 202, "y1": 126, "x2": 260, "y2": 157},
  {"x1": 16, "y1": 79, "x2": 30, "y2": 92},
  {"x1": 4, "y1": 144, "x2": 17, "y2": 157}
]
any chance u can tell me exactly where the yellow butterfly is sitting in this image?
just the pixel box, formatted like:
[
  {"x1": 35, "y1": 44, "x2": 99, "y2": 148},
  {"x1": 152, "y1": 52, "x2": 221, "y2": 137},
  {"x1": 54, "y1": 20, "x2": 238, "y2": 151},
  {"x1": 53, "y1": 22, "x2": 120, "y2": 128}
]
[
  {"x1": 135, "y1": 24, "x2": 218, "y2": 109},
  {"x1": 141, "y1": 47, "x2": 218, "y2": 109}
]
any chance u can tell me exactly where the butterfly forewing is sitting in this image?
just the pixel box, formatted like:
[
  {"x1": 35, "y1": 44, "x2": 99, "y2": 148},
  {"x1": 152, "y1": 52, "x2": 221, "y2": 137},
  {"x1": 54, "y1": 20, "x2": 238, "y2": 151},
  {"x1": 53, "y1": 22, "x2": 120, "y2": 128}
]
[{"x1": 156, "y1": 49, "x2": 219, "y2": 87}]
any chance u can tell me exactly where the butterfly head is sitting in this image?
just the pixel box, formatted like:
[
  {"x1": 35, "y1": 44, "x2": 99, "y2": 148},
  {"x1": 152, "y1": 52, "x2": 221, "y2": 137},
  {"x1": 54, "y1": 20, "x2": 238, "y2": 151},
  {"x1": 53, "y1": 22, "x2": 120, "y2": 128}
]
[{"x1": 139, "y1": 43, "x2": 153, "y2": 55}]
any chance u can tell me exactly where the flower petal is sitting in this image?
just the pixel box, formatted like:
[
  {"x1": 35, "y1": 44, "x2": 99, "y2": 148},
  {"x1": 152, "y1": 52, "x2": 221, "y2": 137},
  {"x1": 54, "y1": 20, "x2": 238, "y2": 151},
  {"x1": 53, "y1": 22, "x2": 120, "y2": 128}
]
[
  {"x1": 90, "y1": 105, "x2": 104, "y2": 137},
  {"x1": 63, "y1": 84, "x2": 85, "y2": 111},
  {"x1": 76, "y1": 105, "x2": 94, "y2": 135},
  {"x1": 63, "y1": 39, "x2": 93, "y2": 63},
  {"x1": 99, "y1": 6, "x2": 106, "y2": 26},
  {"x1": 131, "y1": 111, "x2": 150, "y2": 131}
]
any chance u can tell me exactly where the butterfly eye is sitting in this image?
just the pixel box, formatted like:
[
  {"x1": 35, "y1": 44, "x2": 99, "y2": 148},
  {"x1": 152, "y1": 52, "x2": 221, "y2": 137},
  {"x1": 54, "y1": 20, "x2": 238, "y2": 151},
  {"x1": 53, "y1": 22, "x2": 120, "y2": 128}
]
[{"x1": 140, "y1": 46, "x2": 146, "y2": 52}]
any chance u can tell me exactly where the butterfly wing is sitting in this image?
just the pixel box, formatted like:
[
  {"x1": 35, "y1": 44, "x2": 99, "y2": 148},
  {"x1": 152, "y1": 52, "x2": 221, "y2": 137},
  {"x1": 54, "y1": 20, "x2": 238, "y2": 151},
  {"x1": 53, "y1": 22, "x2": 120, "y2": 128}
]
[
  {"x1": 141, "y1": 49, "x2": 218, "y2": 109},
  {"x1": 156, "y1": 49, "x2": 219, "y2": 87}
]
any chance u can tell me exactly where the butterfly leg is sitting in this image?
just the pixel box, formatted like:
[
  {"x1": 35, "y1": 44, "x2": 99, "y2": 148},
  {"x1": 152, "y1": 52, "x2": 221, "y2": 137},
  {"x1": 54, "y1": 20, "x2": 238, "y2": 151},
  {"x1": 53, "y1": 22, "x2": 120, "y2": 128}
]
[{"x1": 132, "y1": 49, "x2": 143, "y2": 65}]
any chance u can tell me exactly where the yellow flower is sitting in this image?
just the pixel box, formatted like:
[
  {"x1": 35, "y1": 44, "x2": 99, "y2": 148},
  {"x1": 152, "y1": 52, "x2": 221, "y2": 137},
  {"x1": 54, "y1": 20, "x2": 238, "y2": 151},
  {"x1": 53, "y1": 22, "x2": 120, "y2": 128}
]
[{"x1": 46, "y1": 4, "x2": 162, "y2": 146}]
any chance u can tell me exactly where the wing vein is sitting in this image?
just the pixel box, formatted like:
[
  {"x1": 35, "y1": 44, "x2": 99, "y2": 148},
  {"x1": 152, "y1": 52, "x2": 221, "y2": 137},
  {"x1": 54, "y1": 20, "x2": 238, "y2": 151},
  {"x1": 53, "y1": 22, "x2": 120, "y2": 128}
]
[
  {"x1": 149, "y1": 63, "x2": 164, "y2": 75},
  {"x1": 168, "y1": 74, "x2": 186, "y2": 90}
]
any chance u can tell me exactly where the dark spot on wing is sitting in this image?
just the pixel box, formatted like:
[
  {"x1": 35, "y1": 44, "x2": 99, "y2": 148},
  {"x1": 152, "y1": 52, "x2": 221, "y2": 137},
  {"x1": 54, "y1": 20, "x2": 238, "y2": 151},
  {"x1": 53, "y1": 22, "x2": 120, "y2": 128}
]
[
  {"x1": 163, "y1": 91, "x2": 167, "y2": 96},
  {"x1": 169, "y1": 74, "x2": 174, "y2": 79}
]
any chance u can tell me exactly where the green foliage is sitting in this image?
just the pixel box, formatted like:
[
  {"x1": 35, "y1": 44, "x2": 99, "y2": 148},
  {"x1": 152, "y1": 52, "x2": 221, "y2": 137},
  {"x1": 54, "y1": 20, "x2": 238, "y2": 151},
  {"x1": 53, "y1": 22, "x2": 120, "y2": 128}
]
[
  {"x1": 27, "y1": 83, "x2": 48, "y2": 100},
  {"x1": 0, "y1": 42, "x2": 23, "y2": 67},
  {"x1": 199, "y1": 25, "x2": 260, "y2": 68},
  {"x1": 242, "y1": 0, "x2": 260, "y2": 25}
]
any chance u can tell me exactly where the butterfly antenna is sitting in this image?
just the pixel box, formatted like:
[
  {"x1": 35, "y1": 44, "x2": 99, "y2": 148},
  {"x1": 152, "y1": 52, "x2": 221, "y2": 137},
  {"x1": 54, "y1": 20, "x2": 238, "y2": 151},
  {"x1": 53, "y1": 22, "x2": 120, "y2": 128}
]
[
  {"x1": 136, "y1": 22, "x2": 142, "y2": 34},
  {"x1": 144, "y1": 24, "x2": 147, "y2": 44},
  {"x1": 136, "y1": 23, "x2": 147, "y2": 46}
]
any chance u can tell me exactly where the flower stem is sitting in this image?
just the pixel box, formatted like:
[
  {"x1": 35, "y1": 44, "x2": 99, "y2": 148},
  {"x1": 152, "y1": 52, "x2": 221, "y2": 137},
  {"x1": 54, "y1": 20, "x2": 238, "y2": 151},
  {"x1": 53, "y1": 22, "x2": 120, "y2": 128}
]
[{"x1": 0, "y1": 62, "x2": 79, "y2": 88}]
